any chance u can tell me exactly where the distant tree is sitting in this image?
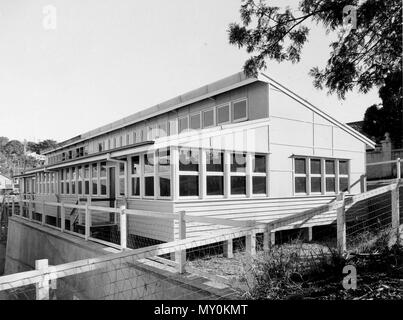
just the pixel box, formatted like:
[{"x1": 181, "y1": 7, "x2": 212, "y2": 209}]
[
  {"x1": 3, "y1": 140, "x2": 24, "y2": 156},
  {"x1": 26, "y1": 139, "x2": 57, "y2": 154},
  {"x1": 0, "y1": 136, "x2": 9, "y2": 151},
  {"x1": 27, "y1": 141, "x2": 41, "y2": 154}
]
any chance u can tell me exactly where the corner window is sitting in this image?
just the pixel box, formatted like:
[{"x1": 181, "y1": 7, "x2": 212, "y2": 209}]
[
  {"x1": 339, "y1": 160, "x2": 349, "y2": 192},
  {"x1": 158, "y1": 148, "x2": 171, "y2": 197},
  {"x1": 230, "y1": 152, "x2": 246, "y2": 195},
  {"x1": 252, "y1": 154, "x2": 267, "y2": 194},
  {"x1": 91, "y1": 164, "x2": 98, "y2": 195},
  {"x1": 118, "y1": 162, "x2": 126, "y2": 196},
  {"x1": 232, "y1": 99, "x2": 247, "y2": 122},
  {"x1": 144, "y1": 153, "x2": 154, "y2": 197},
  {"x1": 294, "y1": 158, "x2": 307, "y2": 194}
]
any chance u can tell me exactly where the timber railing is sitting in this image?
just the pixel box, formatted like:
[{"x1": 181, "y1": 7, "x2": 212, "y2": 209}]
[{"x1": 1, "y1": 180, "x2": 402, "y2": 299}]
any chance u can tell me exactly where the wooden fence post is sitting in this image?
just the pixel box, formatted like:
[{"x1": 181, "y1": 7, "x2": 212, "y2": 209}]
[
  {"x1": 60, "y1": 203, "x2": 65, "y2": 232},
  {"x1": 176, "y1": 211, "x2": 186, "y2": 274},
  {"x1": 41, "y1": 200, "x2": 45, "y2": 225},
  {"x1": 336, "y1": 192, "x2": 346, "y2": 252},
  {"x1": 391, "y1": 184, "x2": 400, "y2": 244},
  {"x1": 223, "y1": 239, "x2": 233, "y2": 258},
  {"x1": 397, "y1": 158, "x2": 401, "y2": 180},
  {"x1": 120, "y1": 205, "x2": 127, "y2": 250},
  {"x1": 85, "y1": 202, "x2": 90, "y2": 240},
  {"x1": 360, "y1": 174, "x2": 367, "y2": 193},
  {"x1": 245, "y1": 231, "x2": 257, "y2": 256},
  {"x1": 35, "y1": 259, "x2": 50, "y2": 300},
  {"x1": 263, "y1": 226, "x2": 274, "y2": 250}
]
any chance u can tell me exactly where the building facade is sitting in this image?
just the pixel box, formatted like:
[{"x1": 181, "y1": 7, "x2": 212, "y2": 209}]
[{"x1": 16, "y1": 72, "x2": 375, "y2": 242}]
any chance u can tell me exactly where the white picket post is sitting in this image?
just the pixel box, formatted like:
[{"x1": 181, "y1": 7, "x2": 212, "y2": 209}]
[
  {"x1": 245, "y1": 231, "x2": 257, "y2": 256},
  {"x1": 391, "y1": 184, "x2": 400, "y2": 243},
  {"x1": 176, "y1": 211, "x2": 186, "y2": 273},
  {"x1": 223, "y1": 239, "x2": 234, "y2": 258},
  {"x1": 120, "y1": 205, "x2": 127, "y2": 250},
  {"x1": 35, "y1": 259, "x2": 50, "y2": 300},
  {"x1": 397, "y1": 158, "x2": 401, "y2": 180}
]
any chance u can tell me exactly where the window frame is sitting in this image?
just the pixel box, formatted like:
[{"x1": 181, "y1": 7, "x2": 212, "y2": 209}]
[
  {"x1": 229, "y1": 152, "x2": 247, "y2": 197},
  {"x1": 251, "y1": 153, "x2": 268, "y2": 196},
  {"x1": 202, "y1": 107, "x2": 216, "y2": 128},
  {"x1": 216, "y1": 103, "x2": 231, "y2": 125},
  {"x1": 231, "y1": 98, "x2": 248, "y2": 123},
  {"x1": 157, "y1": 148, "x2": 172, "y2": 199},
  {"x1": 129, "y1": 155, "x2": 141, "y2": 198},
  {"x1": 189, "y1": 112, "x2": 202, "y2": 130},
  {"x1": 178, "y1": 115, "x2": 189, "y2": 134},
  {"x1": 143, "y1": 151, "x2": 156, "y2": 198},
  {"x1": 205, "y1": 149, "x2": 225, "y2": 198},
  {"x1": 178, "y1": 147, "x2": 200, "y2": 199}
]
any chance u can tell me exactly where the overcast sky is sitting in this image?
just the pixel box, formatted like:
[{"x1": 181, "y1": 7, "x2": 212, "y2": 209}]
[{"x1": 0, "y1": 0, "x2": 381, "y2": 143}]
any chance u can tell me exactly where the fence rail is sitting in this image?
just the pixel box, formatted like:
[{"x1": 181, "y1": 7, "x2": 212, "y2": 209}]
[{"x1": 1, "y1": 180, "x2": 402, "y2": 299}]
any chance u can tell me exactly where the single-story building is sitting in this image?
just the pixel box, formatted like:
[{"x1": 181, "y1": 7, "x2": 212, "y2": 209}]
[{"x1": 15, "y1": 72, "x2": 375, "y2": 244}]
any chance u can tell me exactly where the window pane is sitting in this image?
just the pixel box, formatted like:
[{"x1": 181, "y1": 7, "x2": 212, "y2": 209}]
[
  {"x1": 71, "y1": 168, "x2": 76, "y2": 194},
  {"x1": 203, "y1": 109, "x2": 214, "y2": 127},
  {"x1": 61, "y1": 181, "x2": 64, "y2": 194},
  {"x1": 253, "y1": 155, "x2": 266, "y2": 173},
  {"x1": 326, "y1": 177, "x2": 335, "y2": 192},
  {"x1": 217, "y1": 105, "x2": 229, "y2": 124},
  {"x1": 145, "y1": 177, "x2": 154, "y2": 196},
  {"x1": 92, "y1": 164, "x2": 98, "y2": 177},
  {"x1": 339, "y1": 161, "x2": 348, "y2": 175},
  {"x1": 339, "y1": 177, "x2": 349, "y2": 192},
  {"x1": 311, "y1": 177, "x2": 322, "y2": 192},
  {"x1": 253, "y1": 176, "x2": 266, "y2": 194},
  {"x1": 233, "y1": 100, "x2": 247, "y2": 120},
  {"x1": 92, "y1": 181, "x2": 97, "y2": 195},
  {"x1": 231, "y1": 176, "x2": 246, "y2": 194},
  {"x1": 206, "y1": 176, "x2": 224, "y2": 195},
  {"x1": 295, "y1": 177, "x2": 306, "y2": 193},
  {"x1": 100, "y1": 162, "x2": 107, "y2": 177},
  {"x1": 84, "y1": 181, "x2": 89, "y2": 194},
  {"x1": 100, "y1": 179, "x2": 107, "y2": 195},
  {"x1": 179, "y1": 148, "x2": 199, "y2": 171},
  {"x1": 295, "y1": 158, "x2": 306, "y2": 174},
  {"x1": 206, "y1": 151, "x2": 223, "y2": 172},
  {"x1": 119, "y1": 178, "x2": 125, "y2": 196},
  {"x1": 311, "y1": 159, "x2": 321, "y2": 174},
  {"x1": 131, "y1": 177, "x2": 140, "y2": 196},
  {"x1": 325, "y1": 160, "x2": 335, "y2": 174},
  {"x1": 131, "y1": 156, "x2": 140, "y2": 174},
  {"x1": 119, "y1": 163, "x2": 125, "y2": 175},
  {"x1": 190, "y1": 114, "x2": 201, "y2": 129},
  {"x1": 78, "y1": 181, "x2": 82, "y2": 194},
  {"x1": 144, "y1": 153, "x2": 154, "y2": 173},
  {"x1": 159, "y1": 177, "x2": 171, "y2": 197},
  {"x1": 179, "y1": 117, "x2": 188, "y2": 133},
  {"x1": 84, "y1": 165, "x2": 89, "y2": 178},
  {"x1": 231, "y1": 153, "x2": 246, "y2": 172},
  {"x1": 179, "y1": 176, "x2": 199, "y2": 196},
  {"x1": 158, "y1": 148, "x2": 170, "y2": 173},
  {"x1": 66, "y1": 181, "x2": 70, "y2": 194}
]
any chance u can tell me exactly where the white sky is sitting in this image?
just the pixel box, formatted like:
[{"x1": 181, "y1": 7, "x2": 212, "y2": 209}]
[{"x1": 0, "y1": 0, "x2": 381, "y2": 143}]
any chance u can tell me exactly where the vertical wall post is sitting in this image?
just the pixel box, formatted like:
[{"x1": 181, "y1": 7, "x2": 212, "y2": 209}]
[
  {"x1": 336, "y1": 192, "x2": 346, "y2": 252},
  {"x1": 35, "y1": 259, "x2": 50, "y2": 300},
  {"x1": 19, "y1": 199, "x2": 23, "y2": 216},
  {"x1": 120, "y1": 205, "x2": 127, "y2": 250},
  {"x1": 263, "y1": 226, "x2": 271, "y2": 251},
  {"x1": 85, "y1": 202, "x2": 90, "y2": 240},
  {"x1": 60, "y1": 203, "x2": 65, "y2": 232},
  {"x1": 41, "y1": 200, "x2": 45, "y2": 225},
  {"x1": 11, "y1": 199, "x2": 15, "y2": 216},
  {"x1": 397, "y1": 158, "x2": 401, "y2": 180},
  {"x1": 391, "y1": 183, "x2": 400, "y2": 244},
  {"x1": 176, "y1": 211, "x2": 186, "y2": 274},
  {"x1": 245, "y1": 231, "x2": 257, "y2": 256}
]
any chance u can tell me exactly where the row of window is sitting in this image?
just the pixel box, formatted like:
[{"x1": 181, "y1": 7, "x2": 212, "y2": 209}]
[
  {"x1": 294, "y1": 157, "x2": 349, "y2": 194},
  {"x1": 48, "y1": 99, "x2": 249, "y2": 164}
]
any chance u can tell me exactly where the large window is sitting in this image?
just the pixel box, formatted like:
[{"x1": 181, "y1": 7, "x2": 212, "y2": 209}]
[
  {"x1": 252, "y1": 154, "x2": 267, "y2": 194},
  {"x1": 65, "y1": 168, "x2": 70, "y2": 194},
  {"x1": 294, "y1": 157, "x2": 350, "y2": 195},
  {"x1": 232, "y1": 99, "x2": 247, "y2": 122},
  {"x1": 130, "y1": 156, "x2": 140, "y2": 196},
  {"x1": 202, "y1": 108, "x2": 215, "y2": 128},
  {"x1": 158, "y1": 148, "x2": 171, "y2": 197},
  {"x1": 206, "y1": 150, "x2": 224, "y2": 196},
  {"x1": 230, "y1": 153, "x2": 246, "y2": 195},
  {"x1": 84, "y1": 165, "x2": 90, "y2": 195},
  {"x1": 60, "y1": 170, "x2": 64, "y2": 194},
  {"x1": 71, "y1": 167, "x2": 76, "y2": 195},
  {"x1": 78, "y1": 166, "x2": 83, "y2": 194},
  {"x1": 144, "y1": 152, "x2": 155, "y2": 197},
  {"x1": 179, "y1": 148, "x2": 199, "y2": 196},
  {"x1": 190, "y1": 113, "x2": 201, "y2": 130}
]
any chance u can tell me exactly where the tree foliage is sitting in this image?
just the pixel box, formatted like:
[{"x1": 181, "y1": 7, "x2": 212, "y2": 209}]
[
  {"x1": 27, "y1": 139, "x2": 58, "y2": 154},
  {"x1": 228, "y1": 0, "x2": 402, "y2": 146}
]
